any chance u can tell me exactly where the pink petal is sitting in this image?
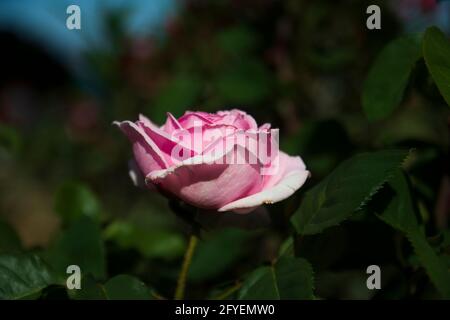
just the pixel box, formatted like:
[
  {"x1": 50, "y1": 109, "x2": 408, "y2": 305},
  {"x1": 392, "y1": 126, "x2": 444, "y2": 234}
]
[
  {"x1": 114, "y1": 120, "x2": 168, "y2": 175},
  {"x1": 147, "y1": 147, "x2": 264, "y2": 210},
  {"x1": 163, "y1": 112, "x2": 182, "y2": 133},
  {"x1": 217, "y1": 109, "x2": 258, "y2": 130},
  {"x1": 178, "y1": 112, "x2": 215, "y2": 129},
  {"x1": 262, "y1": 152, "x2": 306, "y2": 189},
  {"x1": 138, "y1": 120, "x2": 195, "y2": 165},
  {"x1": 218, "y1": 152, "x2": 309, "y2": 213}
]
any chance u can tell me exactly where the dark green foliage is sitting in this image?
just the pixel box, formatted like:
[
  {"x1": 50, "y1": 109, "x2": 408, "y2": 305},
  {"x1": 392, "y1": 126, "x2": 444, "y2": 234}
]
[{"x1": 1, "y1": 1, "x2": 449, "y2": 301}]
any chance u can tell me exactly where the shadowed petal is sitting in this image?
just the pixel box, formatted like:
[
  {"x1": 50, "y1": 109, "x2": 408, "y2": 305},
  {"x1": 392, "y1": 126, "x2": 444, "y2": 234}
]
[{"x1": 114, "y1": 120, "x2": 168, "y2": 175}]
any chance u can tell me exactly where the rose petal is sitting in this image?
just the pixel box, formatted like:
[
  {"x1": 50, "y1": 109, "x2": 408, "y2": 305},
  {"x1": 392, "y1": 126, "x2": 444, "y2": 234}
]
[
  {"x1": 163, "y1": 112, "x2": 183, "y2": 133},
  {"x1": 114, "y1": 120, "x2": 168, "y2": 174},
  {"x1": 115, "y1": 111, "x2": 310, "y2": 215},
  {"x1": 178, "y1": 111, "x2": 215, "y2": 129},
  {"x1": 138, "y1": 120, "x2": 195, "y2": 165},
  {"x1": 218, "y1": 152, "x2": 309, "y2": 212},
  {"x1": 217, "y1": 109, "x2": 258, "y2": 130},
  {"x1": 218, "y1": 169, "x2": 309, "y2": 213},
  {"x1": 146, "y1": 146, "x2": 264, "y2": 210},
  {"x1": 261, "y1": 152, "x2": 306, "y2": 189}
]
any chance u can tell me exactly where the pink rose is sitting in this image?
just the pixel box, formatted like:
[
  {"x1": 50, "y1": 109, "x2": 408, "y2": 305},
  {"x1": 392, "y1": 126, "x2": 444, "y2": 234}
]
[{"x1": 114, "y1": 110, "x2": 309, "y2": 213}]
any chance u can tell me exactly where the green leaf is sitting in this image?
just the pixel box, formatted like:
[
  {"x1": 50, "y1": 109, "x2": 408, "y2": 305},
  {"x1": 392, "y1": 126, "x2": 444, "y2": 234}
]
[
  {"x1": 69, "y1": 274, "x2": 106, "y2": 300},
  {"x1": 188, "y1": 228, "x2": 252, "y2": 282},
  {"x1": 0, "y1": 253, "x2": 57, "y2": 299},
  {"x1": 291, "y1": 150, "x2": 410, "y2": 235},
  {"x1": 44, "y1": 217, "x2": 106, "y2": 280},
  {"x1": 104, "y1": 220, "x2": 185, "y2": 260},
  {"x1": 70, "y1": 274, "x2": 153, "y2": 300},
  {"x1": 278, "y1": 237, "x2": 294, "y2": 258},
  {"x1": 373, "y1": 171, "x2": 419, "y2": 233},
  {"x1": 103, "y1": 275, "x2": 153, "y2": 300},
  {"x1": 238, "y1": 257, "x2": 314, "y2": 300},
  {"x1": 423, "y1": 26, "x2": 450, "y2": 106},
  {"x1": 54, "y1": 182, "x2": 101, "y2": 224},
  {"x1": 376, "y1": 106, "x2": 449, "y2": 147},
  {"x1": 408, "y1": 232, "x2": 450, "y2": 299},
  {"x1": 238, "y1": 266, "x2": 279, "y2": 299},
  {"x1": 295, "y1": 227, "x2": 347, "y2": 272},
  {"x1": 0, "y1": 221, "x2": 22, "y2": 253},
  {"x1": 362, "y1": 35, "x2": 422, "y2": 121},
  {"x1": 368, "y1": 171, "x2": 450, "y2": 299}
]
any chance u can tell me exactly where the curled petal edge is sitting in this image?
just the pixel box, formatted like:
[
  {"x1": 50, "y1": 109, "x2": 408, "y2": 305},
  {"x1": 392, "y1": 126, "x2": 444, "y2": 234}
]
[
  {"x1": 217, "y1": 169, "x2": 310, "y2": 213},
  {"x1": 145, "y1": 141, "x2": 243, "y2": 183},
  {"x1": 113, "y1": 120, "x2": 169, "y2": 169}
]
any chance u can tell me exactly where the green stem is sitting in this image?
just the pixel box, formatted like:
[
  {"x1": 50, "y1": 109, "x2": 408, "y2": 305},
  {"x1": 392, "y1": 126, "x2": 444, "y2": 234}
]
[
  {"x1": 212, "y1": 282, "x2": 242, "y2": 300},
  {"x1": 174, "y1": 234, "x2": 198, "y2": 300}
]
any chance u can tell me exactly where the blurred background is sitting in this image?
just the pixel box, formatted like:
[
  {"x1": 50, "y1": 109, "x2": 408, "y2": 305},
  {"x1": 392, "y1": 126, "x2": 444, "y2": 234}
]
[{"x1": 0, "y1": 0, "x2": 449, "y2": 299}]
